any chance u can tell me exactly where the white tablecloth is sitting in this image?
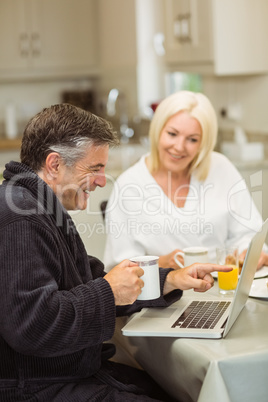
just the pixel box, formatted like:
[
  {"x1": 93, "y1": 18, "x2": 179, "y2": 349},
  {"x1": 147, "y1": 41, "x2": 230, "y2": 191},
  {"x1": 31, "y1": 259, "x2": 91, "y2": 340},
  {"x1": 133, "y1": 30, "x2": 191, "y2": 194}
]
[{"x1": 113, "y1": 284, "x2": 268, "y2": 402}]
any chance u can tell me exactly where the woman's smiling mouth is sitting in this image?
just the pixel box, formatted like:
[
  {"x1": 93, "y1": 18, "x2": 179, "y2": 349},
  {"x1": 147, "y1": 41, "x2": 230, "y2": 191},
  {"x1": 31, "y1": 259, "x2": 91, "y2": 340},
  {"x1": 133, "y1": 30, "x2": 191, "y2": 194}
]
[{"x1": 169, "y1": 153, "x2": 185, "y2": 160}]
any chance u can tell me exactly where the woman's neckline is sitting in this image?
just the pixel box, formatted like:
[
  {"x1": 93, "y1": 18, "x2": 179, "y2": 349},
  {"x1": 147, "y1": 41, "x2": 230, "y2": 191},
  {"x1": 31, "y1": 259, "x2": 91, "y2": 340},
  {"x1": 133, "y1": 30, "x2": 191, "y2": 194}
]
[{"x1": 144, "y1": 155, "x2": 192, "y2": 209}]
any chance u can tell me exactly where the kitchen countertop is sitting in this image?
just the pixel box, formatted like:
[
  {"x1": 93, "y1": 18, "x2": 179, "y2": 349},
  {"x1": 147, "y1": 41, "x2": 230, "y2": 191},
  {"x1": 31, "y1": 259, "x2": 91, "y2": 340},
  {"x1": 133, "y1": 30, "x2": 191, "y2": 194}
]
[
  {"x1": 0, "y1": 141, "x2": 268, "y2": 176},
  {"x1": 0, "y1": 138, "x2": 22, "y2": 151},
  {"x1": 232, "y1": 159, "x2": 268, "y2": 169}
]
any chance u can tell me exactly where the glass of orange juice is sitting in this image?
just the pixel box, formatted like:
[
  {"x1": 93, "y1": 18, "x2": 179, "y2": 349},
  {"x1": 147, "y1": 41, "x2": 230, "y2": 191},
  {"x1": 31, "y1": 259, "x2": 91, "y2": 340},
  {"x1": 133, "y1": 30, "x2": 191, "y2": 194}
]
[{"x1": 216, "y1": 247, "x2": 239, "y2": 295}]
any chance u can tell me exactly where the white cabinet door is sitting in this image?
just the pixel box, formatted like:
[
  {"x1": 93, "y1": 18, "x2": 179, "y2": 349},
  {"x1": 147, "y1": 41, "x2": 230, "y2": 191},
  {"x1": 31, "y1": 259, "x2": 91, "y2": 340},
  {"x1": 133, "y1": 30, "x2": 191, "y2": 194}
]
[
  {"x1": 0, "y1": 0, "x2": 29, "y2": 72},
  {"x1": 164, "y1": 0, "x2": 268, "y2": 75},
  {"x1": 0, "y1": 0, "x2": 99, "y2": 80},
  {"x1": 212, "y1": 0, "x2": 268, "y2": 75},
  {"x1": 30, "y1": 0, "x2": 98, "y2": 72},
  {"x1": 164, "y1": 0, "x2": 213, "y2": 66}
]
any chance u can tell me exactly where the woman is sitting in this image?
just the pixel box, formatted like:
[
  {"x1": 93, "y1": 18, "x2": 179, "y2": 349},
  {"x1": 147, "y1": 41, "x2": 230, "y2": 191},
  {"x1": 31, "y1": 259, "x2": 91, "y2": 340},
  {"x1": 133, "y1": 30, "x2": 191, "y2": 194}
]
[{"x1": 103, "y1": 91, "x2": 268, "y2": 270}]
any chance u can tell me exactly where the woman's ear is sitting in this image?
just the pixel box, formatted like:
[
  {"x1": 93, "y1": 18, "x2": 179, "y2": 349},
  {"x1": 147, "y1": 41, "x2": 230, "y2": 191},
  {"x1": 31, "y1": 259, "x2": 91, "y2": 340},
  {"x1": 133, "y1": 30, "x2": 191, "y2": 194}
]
[{"x1": 45, "y1": 152, "x2": 61, "y2": 179}]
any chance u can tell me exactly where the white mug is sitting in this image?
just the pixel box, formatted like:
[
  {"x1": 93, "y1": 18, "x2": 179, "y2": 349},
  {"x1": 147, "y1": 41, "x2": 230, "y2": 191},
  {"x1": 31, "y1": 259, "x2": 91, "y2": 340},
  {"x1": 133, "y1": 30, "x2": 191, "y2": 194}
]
[
  {"x1": 174, "y1": 247, "x2": 209, "y2": 268},
  {"x1": 130, "y1": 256, "x2": 160, "y2": 300}
]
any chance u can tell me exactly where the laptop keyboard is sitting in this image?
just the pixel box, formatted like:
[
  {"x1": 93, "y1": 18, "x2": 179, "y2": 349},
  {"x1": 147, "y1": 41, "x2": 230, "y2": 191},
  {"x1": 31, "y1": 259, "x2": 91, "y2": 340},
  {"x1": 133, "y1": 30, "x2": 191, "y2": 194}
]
[{"x1": 171, "y1": 300, "x2": 231, "y2": 329}]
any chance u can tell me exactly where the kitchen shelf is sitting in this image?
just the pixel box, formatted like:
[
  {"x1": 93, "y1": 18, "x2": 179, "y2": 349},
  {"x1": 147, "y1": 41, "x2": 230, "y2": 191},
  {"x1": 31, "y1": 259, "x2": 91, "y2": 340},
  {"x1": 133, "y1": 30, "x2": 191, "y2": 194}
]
[{"x1": 0, "y1": 138, "x2": 22, "y2": 151}]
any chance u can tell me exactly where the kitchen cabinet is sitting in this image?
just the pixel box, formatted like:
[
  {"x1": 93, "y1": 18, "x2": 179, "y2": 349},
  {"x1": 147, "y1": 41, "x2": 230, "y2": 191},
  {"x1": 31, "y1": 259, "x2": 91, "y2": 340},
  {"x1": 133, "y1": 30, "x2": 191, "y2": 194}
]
[
  {"x1": 0, "y1": 0, "x2": 99, "y2": 80},
  {"x1": 164, "y1": 0, "x2": 268, "y2": 75}
]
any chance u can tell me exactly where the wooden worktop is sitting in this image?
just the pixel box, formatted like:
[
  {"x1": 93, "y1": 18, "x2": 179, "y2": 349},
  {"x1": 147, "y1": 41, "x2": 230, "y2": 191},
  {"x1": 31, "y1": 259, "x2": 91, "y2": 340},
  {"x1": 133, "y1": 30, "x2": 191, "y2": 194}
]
[{"x1": 0, "y1": 138, "x2": 22, "y2": 150}]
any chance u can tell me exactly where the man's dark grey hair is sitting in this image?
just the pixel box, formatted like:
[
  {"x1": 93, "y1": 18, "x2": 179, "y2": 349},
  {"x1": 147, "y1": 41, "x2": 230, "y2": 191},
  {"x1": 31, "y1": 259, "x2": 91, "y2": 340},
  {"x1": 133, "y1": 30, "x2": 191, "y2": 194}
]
[{"x1": 20, "y1": 103, "x2": 119, "y2": 172}]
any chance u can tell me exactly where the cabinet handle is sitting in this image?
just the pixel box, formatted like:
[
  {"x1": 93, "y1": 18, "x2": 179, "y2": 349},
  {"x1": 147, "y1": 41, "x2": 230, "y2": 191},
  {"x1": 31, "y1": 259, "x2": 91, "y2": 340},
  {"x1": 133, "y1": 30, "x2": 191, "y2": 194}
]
[
  {"x1": 19, "y1": 33, "x2": 30, "y2": 57},
  {"x1": 31, "y1": 32, "x2": 41, "y2": 56},
  {"x1": 174, "y1": 13, "x2": 191, "y2": 43}
]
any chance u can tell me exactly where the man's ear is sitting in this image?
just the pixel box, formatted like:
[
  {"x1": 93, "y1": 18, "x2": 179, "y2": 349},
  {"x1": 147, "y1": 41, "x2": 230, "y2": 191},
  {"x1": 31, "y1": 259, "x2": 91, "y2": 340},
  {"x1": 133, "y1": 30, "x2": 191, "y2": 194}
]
[{"x1": 45, "y1": 152, "x2": 61, "y2": 179}]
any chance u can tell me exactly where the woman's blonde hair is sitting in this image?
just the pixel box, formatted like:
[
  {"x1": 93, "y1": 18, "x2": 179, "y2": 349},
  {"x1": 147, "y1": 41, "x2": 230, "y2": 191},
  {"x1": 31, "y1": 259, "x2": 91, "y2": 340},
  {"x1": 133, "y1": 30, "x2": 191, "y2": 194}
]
[{"x1": 148, "y1": 91, "x2": 218, "y2": 181}]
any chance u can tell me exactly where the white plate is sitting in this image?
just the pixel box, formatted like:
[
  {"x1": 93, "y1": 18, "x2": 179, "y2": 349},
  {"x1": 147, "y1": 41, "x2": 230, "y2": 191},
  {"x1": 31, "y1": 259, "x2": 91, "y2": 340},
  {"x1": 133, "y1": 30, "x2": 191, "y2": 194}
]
[
  {"x1": 249, "y1": 278, "x2": 268, "y2": 299},
  {"x1": 254, "y1": 266, "x2": 268, "y2": 278},
  {"x1": 212, "y1": 265, "x2": 268, "y2": 279}
]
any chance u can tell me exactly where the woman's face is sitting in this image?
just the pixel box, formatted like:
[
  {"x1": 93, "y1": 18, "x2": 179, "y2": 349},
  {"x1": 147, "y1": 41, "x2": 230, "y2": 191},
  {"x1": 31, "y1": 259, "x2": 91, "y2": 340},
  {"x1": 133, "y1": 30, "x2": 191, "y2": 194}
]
[{"x1": 157, "y1": 111, "x2": 202, "y2": 175}]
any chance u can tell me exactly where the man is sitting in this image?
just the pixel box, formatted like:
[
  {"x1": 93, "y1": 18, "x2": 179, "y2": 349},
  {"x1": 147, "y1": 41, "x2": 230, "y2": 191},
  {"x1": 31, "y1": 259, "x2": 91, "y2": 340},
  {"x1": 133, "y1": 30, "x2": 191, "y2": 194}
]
[{"x1": 0, "y1": 104, "x2": 230, "y2": 401}]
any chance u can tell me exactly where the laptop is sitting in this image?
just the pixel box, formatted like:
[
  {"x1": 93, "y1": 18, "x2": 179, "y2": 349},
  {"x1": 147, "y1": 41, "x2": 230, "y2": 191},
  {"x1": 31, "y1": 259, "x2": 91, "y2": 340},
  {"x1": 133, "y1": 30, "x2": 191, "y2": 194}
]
[{"x1": 122, "y1": 218, "x2": 268, "y2": 339}]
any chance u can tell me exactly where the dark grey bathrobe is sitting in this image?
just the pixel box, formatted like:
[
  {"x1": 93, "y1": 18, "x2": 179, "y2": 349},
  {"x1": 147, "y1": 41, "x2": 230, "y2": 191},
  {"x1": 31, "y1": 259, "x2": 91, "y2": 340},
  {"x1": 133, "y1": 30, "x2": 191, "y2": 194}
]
[{"x1": 0, "y1": 162, "x2": 182, "y2": 401}]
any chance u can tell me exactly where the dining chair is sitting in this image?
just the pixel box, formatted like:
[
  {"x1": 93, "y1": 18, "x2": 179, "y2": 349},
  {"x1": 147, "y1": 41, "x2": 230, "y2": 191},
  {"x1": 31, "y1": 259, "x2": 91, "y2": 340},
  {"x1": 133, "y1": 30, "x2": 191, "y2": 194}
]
[{"x1": 100, "y1": 200, "x2": 108, "y2": 220}]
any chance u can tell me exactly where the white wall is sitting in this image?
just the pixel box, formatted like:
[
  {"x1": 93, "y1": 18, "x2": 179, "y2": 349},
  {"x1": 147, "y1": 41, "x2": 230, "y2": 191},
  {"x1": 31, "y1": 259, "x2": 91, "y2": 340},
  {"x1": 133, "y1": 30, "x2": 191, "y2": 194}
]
[
  {"x1": 0, "y1": 78, "x2": 96, "y2": 135},
  {"x1": 97, "y1": 0, "x2": 166, "y2": 118},
  {"x1": 202, "y1": 74, "x2": 268, "y2": 134}
]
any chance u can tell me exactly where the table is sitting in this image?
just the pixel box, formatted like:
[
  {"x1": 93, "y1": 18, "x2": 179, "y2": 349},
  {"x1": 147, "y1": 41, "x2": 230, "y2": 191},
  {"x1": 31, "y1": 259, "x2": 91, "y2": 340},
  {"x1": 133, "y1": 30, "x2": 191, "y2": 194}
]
[{"x1": 112, "y1": 283, "x2": 268, "y2": 402}]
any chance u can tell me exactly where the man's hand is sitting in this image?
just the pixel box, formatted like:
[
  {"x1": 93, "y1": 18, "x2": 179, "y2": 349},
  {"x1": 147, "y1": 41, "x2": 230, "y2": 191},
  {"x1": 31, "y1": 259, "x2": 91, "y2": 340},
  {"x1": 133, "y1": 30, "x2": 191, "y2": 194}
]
[
  {"x1": 104, "y1": 260, "x2": 144, "y2": 305},
  {"x1": 164, "y1": 263, "x2": 233, "y2": 294}
]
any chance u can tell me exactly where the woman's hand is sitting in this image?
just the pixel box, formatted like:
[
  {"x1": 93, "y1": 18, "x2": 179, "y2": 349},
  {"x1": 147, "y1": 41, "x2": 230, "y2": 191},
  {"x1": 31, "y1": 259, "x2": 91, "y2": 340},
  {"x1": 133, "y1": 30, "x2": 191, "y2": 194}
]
[
  {"x1": 163, "y1": 263, "x2": 233, "y2": 294},
  {"x1": 239, "y1": 250, "x2": 268, "y2": 270},
  {"x1": 158, "y1": 250, "x2": 184, "y2": 269}
]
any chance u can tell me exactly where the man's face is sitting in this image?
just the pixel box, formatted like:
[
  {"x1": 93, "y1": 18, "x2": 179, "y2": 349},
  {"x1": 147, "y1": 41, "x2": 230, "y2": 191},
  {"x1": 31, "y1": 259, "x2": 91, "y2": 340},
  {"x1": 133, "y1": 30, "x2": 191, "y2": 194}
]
[{"x1": 54, "y1": 144, "x2": 109, "y2": 210}]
